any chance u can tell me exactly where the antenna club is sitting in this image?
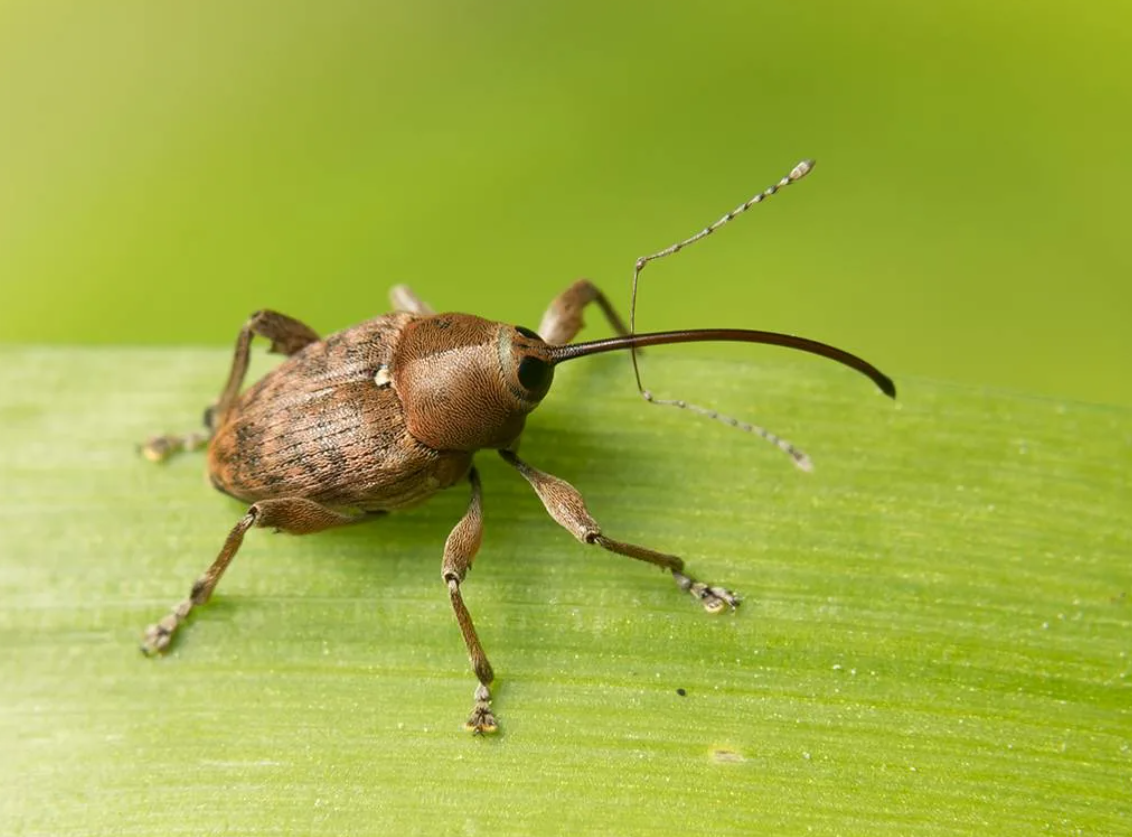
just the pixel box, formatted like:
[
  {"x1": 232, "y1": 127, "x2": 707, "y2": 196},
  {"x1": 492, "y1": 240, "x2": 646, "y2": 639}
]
[{"x1": 790, "y1": 159, "x2": 816, "y2": 181}]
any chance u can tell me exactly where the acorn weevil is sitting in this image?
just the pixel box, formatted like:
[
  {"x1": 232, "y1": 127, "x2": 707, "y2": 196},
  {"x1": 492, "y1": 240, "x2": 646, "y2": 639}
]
[{"x1": 140, "y1": 160, "x2": 895, "y2": 734}]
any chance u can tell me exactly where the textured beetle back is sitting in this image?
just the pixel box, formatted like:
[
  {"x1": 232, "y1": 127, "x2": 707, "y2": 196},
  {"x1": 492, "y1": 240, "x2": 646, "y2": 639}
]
[{"x1": 208, "y1": 312, "x2": 471, "y2": 511}]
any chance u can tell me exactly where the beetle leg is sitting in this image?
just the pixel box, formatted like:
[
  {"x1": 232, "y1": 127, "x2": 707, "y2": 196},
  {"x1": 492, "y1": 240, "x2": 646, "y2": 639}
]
[
  {"x1": 139, "y1": 428, "x2": 212, "y2": 463},
  {"x1": 141, "y1": 497, "x2": 370, "y2": 655},
  {"x1": 141, "y1": 402, "x2": 220, "y2": 463},
  {"x1": 141, "y1": 310, "x2": 320, "y2": 462},
  {"x1": 389, "y1": 285, "x2": 435, "y2": 315},
  {"x1": 212, "y1": 310, "x2": 321, "y2": 424},
  {"x1": 499, "y1": 451, "x2": 739, "y2": 613},
  {"x1": 537, "y1": 279, "x2": 631, "y2": 346},
  {"x1": 439, "y1": 468, "x2": 498, "y2": 734}
]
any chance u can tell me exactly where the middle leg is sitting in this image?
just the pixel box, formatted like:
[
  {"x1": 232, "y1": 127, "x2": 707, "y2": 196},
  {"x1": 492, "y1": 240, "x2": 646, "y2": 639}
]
[{"x1": 389, "y1": 285, "x2": 435, "y2": 316}]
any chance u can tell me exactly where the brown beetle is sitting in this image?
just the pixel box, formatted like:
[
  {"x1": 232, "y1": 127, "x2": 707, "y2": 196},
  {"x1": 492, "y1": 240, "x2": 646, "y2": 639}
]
[{"x1": 141, "y1": 161, "x2": 895, "y2": 734}]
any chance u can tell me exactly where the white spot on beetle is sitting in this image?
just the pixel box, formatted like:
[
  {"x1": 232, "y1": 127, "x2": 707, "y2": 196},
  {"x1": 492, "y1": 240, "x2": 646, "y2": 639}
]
[{"x1": 373, "y1": 366, "x2": 392, "y2": 388}]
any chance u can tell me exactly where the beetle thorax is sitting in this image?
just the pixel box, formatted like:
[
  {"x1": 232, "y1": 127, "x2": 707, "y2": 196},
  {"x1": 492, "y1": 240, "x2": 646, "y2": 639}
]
[{"x1": 391, "y1": 314, "x2": 554, "y2": 452}]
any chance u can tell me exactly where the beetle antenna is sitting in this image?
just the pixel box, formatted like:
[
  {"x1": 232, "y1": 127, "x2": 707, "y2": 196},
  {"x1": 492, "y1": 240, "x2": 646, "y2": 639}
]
[
  {"x1": 624, "y1": 160, "x2": 816, "y2": 466},
  {"x1": 645, "y1": 395, "x2": 814, "y2": 471},
  {"x1": 548, "y1": 324, "x2": 894, "y2": 470}
]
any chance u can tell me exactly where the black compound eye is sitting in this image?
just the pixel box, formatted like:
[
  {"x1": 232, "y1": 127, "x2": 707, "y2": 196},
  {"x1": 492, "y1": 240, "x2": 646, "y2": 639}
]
[
  {"x1": 514, "y1": 325, "x2": 541, "y2": 340},
  {"x1": 517, "y1": 355, "x2": 552, "y2": 392}
]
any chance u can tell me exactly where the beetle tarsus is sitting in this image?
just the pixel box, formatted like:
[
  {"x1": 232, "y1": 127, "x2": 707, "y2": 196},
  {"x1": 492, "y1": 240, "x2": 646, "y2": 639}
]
[
  {"x1": 672, "y1": 571, "x2": 741, "y2": 613},
  {"x1": 464, "y1": 683, "x2": 498, "y2": 735},
  {"x1": 140, "y1": 599, "x2": 193, "y2": 654},
  {"x1": 140, "y1": 432, "x2": 209, "y2": 463}
]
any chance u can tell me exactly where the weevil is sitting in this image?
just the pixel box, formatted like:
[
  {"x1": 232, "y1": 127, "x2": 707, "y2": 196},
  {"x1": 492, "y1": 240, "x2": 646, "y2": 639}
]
[{"x1": 140, "y1": 160, "x2": 895, "y2": 734}]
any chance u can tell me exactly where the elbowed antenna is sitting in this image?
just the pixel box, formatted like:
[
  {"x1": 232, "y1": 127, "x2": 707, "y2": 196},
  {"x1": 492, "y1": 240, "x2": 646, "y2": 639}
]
[
  {"x1": 621, "y1": 160, "x2": 828, "y2": 467},
  {"x1": 547, "y1": 328, "x2": 896, "y2": 399},
  {"x1": 628, "y1": 159, "x2": 817, "y2": 395}
]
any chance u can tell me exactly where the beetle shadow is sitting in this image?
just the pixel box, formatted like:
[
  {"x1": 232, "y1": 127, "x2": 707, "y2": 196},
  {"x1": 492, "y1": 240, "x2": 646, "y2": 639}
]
[{"x1": 310, "y1": 489, "x2": 473, "y2": 592}]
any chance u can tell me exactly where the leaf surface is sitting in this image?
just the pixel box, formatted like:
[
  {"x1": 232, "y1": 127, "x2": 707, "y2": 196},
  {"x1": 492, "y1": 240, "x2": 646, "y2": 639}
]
[{"x1": 1, "y1": 347, "x2": 1128, "y2": 835}]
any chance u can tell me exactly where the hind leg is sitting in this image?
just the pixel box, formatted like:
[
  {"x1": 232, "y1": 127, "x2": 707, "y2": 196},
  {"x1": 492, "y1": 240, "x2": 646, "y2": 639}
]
[
  {"x1": 141, "y1": 497, "x2": 372, "y2": 654},
  {"x1": 141, "y1": 310, "x2": 319, "y2": 462}
]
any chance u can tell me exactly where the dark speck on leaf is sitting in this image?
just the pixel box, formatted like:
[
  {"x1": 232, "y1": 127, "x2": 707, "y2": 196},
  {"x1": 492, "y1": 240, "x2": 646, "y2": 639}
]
[{"x1": 676, "y1": 688, "x2": 686, "y2": 697}]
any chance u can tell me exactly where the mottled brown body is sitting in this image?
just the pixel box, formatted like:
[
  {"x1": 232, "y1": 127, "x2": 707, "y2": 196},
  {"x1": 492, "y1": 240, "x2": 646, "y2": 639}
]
[
  {"x1": 139, "y1": 162, "x2": 896, "y2": 736},
  {"x1": 208, "y1": 312, "x2": 473, "y2": 512}
]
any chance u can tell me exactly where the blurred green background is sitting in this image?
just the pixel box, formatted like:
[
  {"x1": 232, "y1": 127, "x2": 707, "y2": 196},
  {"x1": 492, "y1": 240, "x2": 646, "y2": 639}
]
[{"x1": 1, "y1": 0, "x2": 1129, "y2": 406}]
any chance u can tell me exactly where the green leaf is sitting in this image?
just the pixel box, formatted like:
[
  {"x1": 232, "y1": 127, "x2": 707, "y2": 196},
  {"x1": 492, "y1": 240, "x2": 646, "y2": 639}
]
[{"x1": 2, "y1": 347, "x2": 1128, "y2": 835}]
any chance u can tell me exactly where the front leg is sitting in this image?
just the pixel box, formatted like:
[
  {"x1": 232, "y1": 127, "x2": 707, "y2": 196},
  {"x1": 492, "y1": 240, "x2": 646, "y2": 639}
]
[
  {"x1": 439, "y1": 468, "x2": 498, "y2": 734},
  {"x1": 499, "y1": 451, "x2": 739, "y2": 612}
]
